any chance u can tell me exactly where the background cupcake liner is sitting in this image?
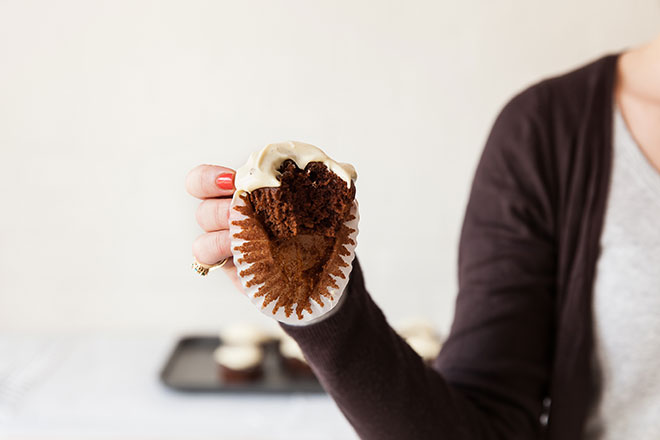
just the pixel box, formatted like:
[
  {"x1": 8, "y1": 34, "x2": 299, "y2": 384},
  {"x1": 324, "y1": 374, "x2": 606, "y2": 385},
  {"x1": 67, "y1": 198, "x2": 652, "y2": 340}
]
[{"x1": 229, "y1": 193, "x2": 359, "y2": 325}]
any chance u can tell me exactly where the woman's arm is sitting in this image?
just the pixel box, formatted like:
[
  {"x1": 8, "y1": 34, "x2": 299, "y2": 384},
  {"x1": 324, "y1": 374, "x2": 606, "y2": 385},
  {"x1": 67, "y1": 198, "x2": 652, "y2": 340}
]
[
  {"x1": 282, "y1": 258, "x2": 477, "y2": 439},
  {"x1": 282, "y1": 83, "x2": 556, "y2": 440}
]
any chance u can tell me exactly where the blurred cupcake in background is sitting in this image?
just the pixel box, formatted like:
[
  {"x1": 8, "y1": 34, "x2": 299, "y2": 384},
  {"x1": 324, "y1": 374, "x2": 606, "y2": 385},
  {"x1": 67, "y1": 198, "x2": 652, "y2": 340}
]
[
  {"x1": 214, "y1": 344, "x2": 264, "y2": 383},
  {"x1": 218, "y1": 322, "x2": 273, "y2": 348},
  {"x1": 213, "y1": 322, "x2": 274, "y2": 383},
  {"x1": 278, "y1": 333, "x2": 315, "y2": 379},
  {"x1": 395, "y1": 318, "x2": 443, "y2": 364}
]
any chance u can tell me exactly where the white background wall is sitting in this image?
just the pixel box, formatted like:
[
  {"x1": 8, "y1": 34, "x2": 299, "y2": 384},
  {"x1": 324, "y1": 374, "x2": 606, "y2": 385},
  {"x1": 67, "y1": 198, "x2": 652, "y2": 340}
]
[{"x1": 1, "y1": 0, "x2": 658, "y2": 335}]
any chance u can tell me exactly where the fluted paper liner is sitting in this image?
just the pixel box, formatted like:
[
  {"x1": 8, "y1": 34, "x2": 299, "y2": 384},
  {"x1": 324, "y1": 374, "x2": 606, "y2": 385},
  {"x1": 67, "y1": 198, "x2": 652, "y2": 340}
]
[{"x1": 229, "y1": 193, "x2": 359, "y2": 325}]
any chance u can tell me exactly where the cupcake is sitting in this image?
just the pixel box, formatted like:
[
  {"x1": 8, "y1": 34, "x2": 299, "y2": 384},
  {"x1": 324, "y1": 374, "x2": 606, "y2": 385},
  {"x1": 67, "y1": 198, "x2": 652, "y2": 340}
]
[
  {"x1": 279, "y1": 334, "x2": 314, "y2": 378},
  {"x1": 396, "y1": 318, "x2": 443, "y2": 364},
  {"x1": 396, "y1": 318, "x2": 440, "y2": 341},
  {"x1": 229, "y1": 141, "x2": 359, "y2": 325},
  {"x1": 405, "y1": 334, "x2": 442, "y2": 364},
  {"x1": 218, "y1": 322, "x2": 272, "y2": 347},
  {"x1": 213, "y1": 345, "x2": 264, "y2": 383}
]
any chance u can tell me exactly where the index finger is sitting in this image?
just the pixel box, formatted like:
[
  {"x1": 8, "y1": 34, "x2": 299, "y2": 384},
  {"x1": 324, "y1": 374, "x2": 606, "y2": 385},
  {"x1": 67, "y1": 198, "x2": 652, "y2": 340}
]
[{"x1": 186, "y1": 164, "x2": 236, "y2": 199}]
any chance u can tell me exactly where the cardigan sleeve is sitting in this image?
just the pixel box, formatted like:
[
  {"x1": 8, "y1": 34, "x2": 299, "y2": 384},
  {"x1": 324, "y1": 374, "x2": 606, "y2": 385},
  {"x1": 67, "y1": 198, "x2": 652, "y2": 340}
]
[{"x1": 281, "y1": 83, "x2": 556, "y2": 440}]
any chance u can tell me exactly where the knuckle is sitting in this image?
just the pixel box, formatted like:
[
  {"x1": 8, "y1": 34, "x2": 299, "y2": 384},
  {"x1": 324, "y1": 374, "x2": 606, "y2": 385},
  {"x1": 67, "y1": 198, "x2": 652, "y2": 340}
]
[
  {"x1": 195, "y1": 202, "x2": 205, "y2": 227},
  {"x1": 194, "y1": 199, "x2": 229, "y2": 232},
  {"x1": 215, "y1": 199, "x2": 229, "y2": 229},
  {"x1": 212, "y1": 201, "x2": 223, "y2": 230},
  {"x1": 214, "y1": 230, "x2": 230, "y2": 257},
  {"x1": 196, "y1": 200, "x2": 211, "y2": 229}
]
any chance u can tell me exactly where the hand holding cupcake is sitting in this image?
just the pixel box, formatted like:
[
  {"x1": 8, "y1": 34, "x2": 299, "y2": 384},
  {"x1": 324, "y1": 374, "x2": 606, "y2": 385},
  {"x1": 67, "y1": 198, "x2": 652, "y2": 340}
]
[{"x1": 186, "y1": 141, "x2": 359, "y2": 325}]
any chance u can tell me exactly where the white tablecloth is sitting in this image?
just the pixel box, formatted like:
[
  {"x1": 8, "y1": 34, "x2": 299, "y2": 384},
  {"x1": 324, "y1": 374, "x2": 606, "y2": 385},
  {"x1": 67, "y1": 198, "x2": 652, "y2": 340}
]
[{"x1": 0, "y1": 334, "x2": 356, "y2": 439}]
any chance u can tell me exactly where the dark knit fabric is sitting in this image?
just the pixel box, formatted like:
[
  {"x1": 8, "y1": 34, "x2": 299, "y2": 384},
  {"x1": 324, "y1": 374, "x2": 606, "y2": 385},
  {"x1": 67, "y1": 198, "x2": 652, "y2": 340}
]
[{"x1": 282, "y1": 54, "x2": 619, "y2": 440}]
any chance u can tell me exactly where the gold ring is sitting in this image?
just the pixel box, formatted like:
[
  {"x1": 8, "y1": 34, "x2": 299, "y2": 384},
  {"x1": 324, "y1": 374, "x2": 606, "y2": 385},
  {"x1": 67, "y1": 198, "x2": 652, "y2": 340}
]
[{"x1": 191, "y1": 258, "x2": 228, "y2": 276}]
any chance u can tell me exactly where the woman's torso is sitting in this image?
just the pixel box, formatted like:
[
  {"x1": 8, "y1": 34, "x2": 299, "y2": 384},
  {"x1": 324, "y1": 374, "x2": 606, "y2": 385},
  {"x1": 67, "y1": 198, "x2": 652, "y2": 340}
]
[{"x1": 585, "y1": 103, "x2": 660, "y2": 439}]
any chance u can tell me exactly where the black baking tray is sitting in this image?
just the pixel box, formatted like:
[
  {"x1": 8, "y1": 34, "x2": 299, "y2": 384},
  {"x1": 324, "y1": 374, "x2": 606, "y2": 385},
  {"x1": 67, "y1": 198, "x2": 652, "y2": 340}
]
[{"x1": 160, "y1": 336, "x2": 325, "y2": 394}]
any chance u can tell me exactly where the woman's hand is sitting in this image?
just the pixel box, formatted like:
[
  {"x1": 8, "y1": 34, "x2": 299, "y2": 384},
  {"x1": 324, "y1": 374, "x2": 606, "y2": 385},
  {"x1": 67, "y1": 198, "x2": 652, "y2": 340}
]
[{"x1": 185, "y1": 164, "x2": 243, "y2": 292}]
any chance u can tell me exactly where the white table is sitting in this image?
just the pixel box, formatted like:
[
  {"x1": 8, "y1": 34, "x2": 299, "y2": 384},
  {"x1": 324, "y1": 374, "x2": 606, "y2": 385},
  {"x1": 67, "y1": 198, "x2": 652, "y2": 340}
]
[{"x1": 0, "y1": 334, "x2": 356, "y2": 439}]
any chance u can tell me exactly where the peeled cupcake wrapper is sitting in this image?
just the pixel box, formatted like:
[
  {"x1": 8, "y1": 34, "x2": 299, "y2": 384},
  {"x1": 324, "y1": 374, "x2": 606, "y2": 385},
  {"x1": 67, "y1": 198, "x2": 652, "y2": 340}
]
[{"x1": 229, "y1": 192, "x2": 359, "y2": 325}]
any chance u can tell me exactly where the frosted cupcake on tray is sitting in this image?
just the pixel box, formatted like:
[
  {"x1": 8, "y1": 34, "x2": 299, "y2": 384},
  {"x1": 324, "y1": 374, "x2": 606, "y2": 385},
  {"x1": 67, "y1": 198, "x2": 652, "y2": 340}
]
[
  {"x1": 278, "y1": 333, "x2": 315, "y2": 378},
  {"x1": 213, "y1": 345, "x2": 264, "y2": 383},
  {"x1": 229, "y1": 141, "x2": 359, "y2": 325}
]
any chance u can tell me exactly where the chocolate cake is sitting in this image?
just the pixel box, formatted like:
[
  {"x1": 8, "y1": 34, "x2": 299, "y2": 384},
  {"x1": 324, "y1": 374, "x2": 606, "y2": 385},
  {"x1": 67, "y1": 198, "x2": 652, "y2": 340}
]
[
  {"x1": 248, "y1": 160, "x2": 355, "y2": 236},
  {"x1": 229, "y1": 141, "x2": 359, "y2": 324}
]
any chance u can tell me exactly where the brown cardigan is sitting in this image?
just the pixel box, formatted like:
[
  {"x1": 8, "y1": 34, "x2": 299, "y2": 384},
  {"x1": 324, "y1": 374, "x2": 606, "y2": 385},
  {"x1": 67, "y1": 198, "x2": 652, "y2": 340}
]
[{"x1": 282, "y1": 54, "x2": 618, "y2": 440}]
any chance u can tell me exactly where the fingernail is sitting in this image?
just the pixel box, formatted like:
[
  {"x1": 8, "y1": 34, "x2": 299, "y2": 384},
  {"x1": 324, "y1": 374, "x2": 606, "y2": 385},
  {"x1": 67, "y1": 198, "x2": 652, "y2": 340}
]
[{"x1": 215, "y1": 173, "x2": 234, "y2": 190}]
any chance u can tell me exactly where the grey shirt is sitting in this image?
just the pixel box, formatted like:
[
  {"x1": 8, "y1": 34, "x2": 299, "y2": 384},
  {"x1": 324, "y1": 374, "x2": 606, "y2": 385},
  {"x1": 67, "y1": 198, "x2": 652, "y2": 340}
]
[{"x1": 585, "y1": 106, "x2": 660, "y2": 439}]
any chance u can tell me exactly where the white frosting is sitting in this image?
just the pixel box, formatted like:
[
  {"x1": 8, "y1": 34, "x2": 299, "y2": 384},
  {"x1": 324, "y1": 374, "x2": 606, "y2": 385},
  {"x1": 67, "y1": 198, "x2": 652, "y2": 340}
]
[
  {"x1": 234, "y1": 141, "x2": 357, "y2": 194},
  {"x1": 213, "y1": 345, "x2": 264, "y2": 370},
  {"x1": 218, "y1": 323, "x2": 271, "y2": 346}
]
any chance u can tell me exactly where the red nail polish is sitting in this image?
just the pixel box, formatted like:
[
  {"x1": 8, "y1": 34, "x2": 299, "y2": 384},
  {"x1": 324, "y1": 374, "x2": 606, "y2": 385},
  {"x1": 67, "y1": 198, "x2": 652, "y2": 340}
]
[{"x1": 215, "y1": 173, "x2": 234, "y2": 190}]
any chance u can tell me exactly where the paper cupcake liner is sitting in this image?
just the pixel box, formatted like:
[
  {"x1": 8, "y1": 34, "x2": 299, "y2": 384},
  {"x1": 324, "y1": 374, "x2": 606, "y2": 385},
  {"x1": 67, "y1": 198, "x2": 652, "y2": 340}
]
[{"x1": 229, "y1": 192, "x2": 359, "y2": 325}]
